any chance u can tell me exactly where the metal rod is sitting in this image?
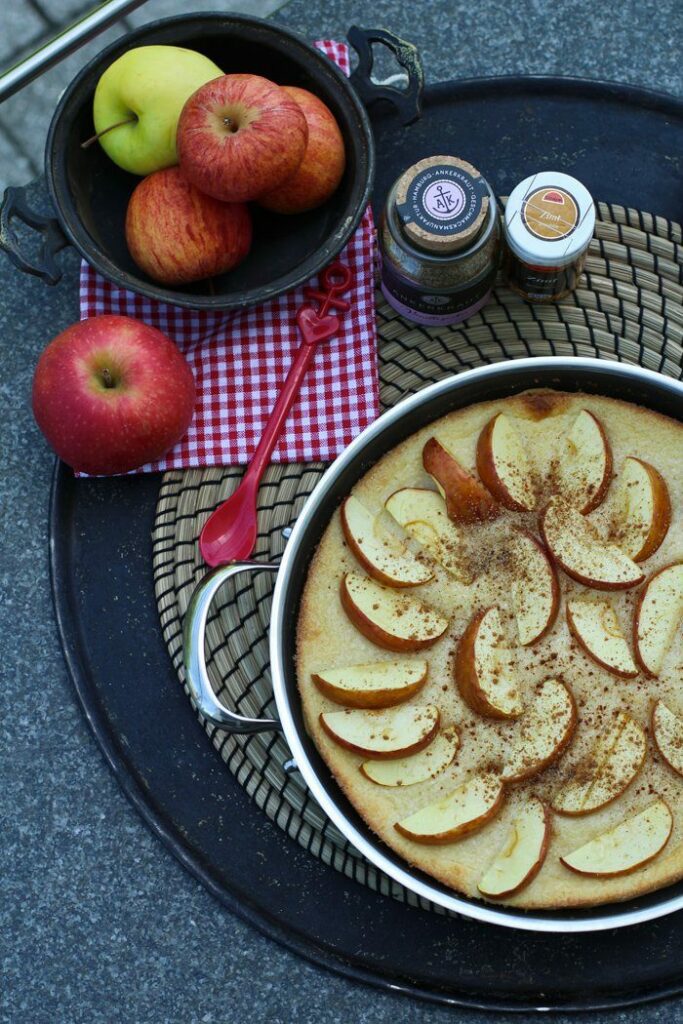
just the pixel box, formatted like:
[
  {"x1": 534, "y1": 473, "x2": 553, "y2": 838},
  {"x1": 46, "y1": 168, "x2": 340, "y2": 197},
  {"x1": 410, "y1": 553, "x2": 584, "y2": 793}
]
[{"x1": 0, "y1": 0, "x2": 149, "y2": 103}]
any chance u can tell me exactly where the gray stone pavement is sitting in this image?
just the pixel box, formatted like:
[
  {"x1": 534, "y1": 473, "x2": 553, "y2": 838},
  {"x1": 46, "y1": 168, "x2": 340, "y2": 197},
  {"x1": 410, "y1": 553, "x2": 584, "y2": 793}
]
[{"x1": 0, "y1": 0, "x2": 284, "y2": 186}]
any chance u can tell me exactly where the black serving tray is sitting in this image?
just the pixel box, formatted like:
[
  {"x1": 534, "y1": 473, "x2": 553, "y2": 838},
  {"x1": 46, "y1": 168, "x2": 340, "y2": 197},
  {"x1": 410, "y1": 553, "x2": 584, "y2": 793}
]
[{"x1": 50, "y1": 76, "x2": 683, "y2": 1013}]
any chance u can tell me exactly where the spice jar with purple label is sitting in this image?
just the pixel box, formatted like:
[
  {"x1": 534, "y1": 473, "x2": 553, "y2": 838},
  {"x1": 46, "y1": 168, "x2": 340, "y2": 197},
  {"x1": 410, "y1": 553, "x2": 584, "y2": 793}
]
[
  {"x1": 379, "y1": 155, "x2": 500, "y2": 326},
  {"x1": 503, "y1": 171, "x2": 596, "y2": 302}
]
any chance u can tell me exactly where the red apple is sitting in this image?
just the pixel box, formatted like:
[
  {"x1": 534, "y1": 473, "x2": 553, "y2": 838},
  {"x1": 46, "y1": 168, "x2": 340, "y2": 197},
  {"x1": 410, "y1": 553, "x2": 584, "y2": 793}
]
[
  {"x1": 32, "y1": 315, "x2": 196, "y2": 475},
  {"x1": 258, "y1": 86, "x2": 345, "y2": 214},
  {"x1": 177, "y1": 73, "x2": 308, "y2": 202},
  {"x1": 125, "y1": 167, "x2": 251, "y2": 285}
]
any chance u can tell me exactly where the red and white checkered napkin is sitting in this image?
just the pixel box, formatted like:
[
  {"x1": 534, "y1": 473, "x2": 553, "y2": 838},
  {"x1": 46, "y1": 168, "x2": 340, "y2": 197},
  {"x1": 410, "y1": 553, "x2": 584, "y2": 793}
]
[{"x1": 78, "y1": 41, "x2": 379, "y2": 473}]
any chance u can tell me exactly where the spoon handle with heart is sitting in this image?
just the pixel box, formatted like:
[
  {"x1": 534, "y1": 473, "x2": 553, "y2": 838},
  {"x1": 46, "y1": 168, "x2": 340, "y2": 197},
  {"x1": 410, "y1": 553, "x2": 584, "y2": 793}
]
[{"x1": 198, "y1": 262, "x2": 353, "y2": 566}]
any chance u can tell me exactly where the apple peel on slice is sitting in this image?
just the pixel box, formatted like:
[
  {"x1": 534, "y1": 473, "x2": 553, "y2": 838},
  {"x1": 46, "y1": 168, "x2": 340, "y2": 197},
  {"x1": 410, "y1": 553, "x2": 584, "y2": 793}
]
[
  {"x1": 566, "y1": 596, "x2": 638, "y2": 678},
  {"x1": 312, "y1": 659, "x2": 428, "y2": 709},
  {"x1": 652, "y1": 700, "x2": 683, "y2": 777},
  {"x1": 422, "y1": 437, "x2": 500, "y2": 525},
  {"x1": 476, "y1": 412, "x2": 536, "y2": 512},
  {"x1": 509, "y1": 529, "x2": 560, "y2": 646},
  {"x1": 340, "y1": 573, "x2": 450, "y2": 652},
  {"x1": 384, "y1": 488, "x2": 471, "y2": 582},
  {"x1": 540, "y1": 497, "x2": 644, "y2": 590},
  {"x1": 478, "y1": 796, "x2": 551, "y2": 899},
  {"x1": 501, "y1": 679, "x2": 577, "y2": 783},
  {"x1": 341, "y1": 495, "x2": 433, "y2": 587},
  {"x1": 552, "y1": 711, "x2": 646, "y2": 816},
  {"x1": 360, "y1": 726, "x2": 460, "y2": 787},
  {"x1": 560, "y1": 799, "x2": 672, "y2": 877},
  {"x1": 320, "y1": 703, "x2": 439, "y2": 759},
  {"x1": 394, "y1": 772, "x2": 504, "y2": 844},
  {"x1": 612, "y1": 457, "x2": 671, "y2": 563},
  {"x1": 553, "y1": 409, "x2": 612, "y2": 513},
  {"x1": 634, "y1": 563, "x2": 683, "y2": 677},
  {"x1": 455, "y1": 606, "x2": 523, "y2": 719}
]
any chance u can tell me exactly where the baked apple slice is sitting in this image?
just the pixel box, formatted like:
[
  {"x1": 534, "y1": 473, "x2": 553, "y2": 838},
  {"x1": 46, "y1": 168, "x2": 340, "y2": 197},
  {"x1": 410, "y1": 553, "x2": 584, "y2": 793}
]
[
  {"x1": 478, "y1": 796, "x2": 551, "y2": 899},
  {"x1": 552, "y1": 711, "x2": 646, "y2": 816},
  {"x1": 566, "y1": 596, "x2": 638, "y2": 678},
  {"x1": 510, "y1": 529, "x2": 560, "y2": 646},
  {"x1": 422, "y1": 437, "x2": 500, "y2": 524},
  {"x1": 312, "y1": 659, "x2": 428, "y2": 709},
  {"x1": 341, "y1": 573, "x2": 449, "y2": 652},
  {"x1": 612, "y1": 457, "x2": 671, "y2": 562},
  {"x1": 320, "y1": 703, "x2": 439, "y2": 759},
  {"x1": 476, "y1": 412, "x2": 536, "y2": 512},
  {"x1": 652, "y1": 700, "x2": 683, "y2": 777},
  {"x1": 560, "y1": 799, "x2": 672, "y2": 877},
  {"x1": 340, "y1": 495, "x2": 433, "y2": 587},
  {"x1": 384, "y1": 487, "x2": 471, "y2": 582},
  {"x1": 540, "y1": 497, "x2": 645, "y2": 590},
  {"x1": 455, "y1": 606, "x2": 523, "y2": 719},
  {"x1": 394, "y1": 772, "x2": 504, "y2": 844},
  {"x1": 554, "y1": 409, "x2": 612, "y2": 513},
  {"x1": 360, "y1": 726, "x2": 460, "y2": 786},
  {"x1": 501, "y1": 679, "x2": 577, "y2": 783},
  {"x1": 634, "y1": 563, "x2": 683, "y2": 677}
]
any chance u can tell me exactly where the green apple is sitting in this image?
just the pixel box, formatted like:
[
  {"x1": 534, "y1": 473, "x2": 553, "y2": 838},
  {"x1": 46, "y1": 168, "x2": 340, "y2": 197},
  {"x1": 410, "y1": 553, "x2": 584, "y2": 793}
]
[{"x1": 92, "y1": 45, "x2": 223, "y2": 175}]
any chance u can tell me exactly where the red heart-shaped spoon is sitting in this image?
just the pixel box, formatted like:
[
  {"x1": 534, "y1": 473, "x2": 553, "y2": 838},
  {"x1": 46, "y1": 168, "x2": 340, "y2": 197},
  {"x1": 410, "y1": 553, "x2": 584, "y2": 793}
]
[{"x1": 199, "y1": 262, "x2": 353, "y2": 567}]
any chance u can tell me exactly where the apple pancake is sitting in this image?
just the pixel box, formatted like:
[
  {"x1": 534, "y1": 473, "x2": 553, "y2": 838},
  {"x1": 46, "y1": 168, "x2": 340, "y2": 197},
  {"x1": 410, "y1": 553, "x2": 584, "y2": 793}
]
[{"x1": 296, "y1": 390, "x2": 683, "y2": 909}]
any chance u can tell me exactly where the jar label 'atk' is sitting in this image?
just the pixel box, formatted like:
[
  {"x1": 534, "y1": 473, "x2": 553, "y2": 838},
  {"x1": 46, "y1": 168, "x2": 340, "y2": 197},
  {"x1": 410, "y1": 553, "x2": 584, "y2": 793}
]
[{"x1": 397, "y1": 164, "x2": 489, "y2": 238}]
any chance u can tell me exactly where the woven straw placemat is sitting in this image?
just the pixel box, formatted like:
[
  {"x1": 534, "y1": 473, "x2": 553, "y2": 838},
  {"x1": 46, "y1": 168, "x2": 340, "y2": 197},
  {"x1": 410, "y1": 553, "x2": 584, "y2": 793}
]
[{"x1": 152, "y1": 202, "x2": 682, "y2": 912}]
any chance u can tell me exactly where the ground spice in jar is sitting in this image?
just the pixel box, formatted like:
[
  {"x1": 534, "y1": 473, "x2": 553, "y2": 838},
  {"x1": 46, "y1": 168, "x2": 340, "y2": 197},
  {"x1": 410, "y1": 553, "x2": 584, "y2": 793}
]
[
  {"x1": 504, "y1": 171, "x2": 596, "y2": 302},
  {"x1": 379, "y1": 155, "x2": 500, "y2": 326}
]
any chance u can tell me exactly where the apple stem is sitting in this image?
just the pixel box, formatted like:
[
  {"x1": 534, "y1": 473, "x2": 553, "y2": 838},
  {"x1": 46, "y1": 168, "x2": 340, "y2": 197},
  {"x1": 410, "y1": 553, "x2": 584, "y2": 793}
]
[
  {"x1": 101, "y1": 367, "x2": 115, "y2": 388},
  {"x1": 81, "y1": 117, "x2": 137, "y2": 150}
]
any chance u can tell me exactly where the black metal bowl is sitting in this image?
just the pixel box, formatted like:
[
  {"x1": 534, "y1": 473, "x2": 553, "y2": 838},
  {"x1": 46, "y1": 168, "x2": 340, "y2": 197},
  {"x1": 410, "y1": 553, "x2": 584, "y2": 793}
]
[{"x1": 1, "y1": 18, "x2": 422, "y2": 311}]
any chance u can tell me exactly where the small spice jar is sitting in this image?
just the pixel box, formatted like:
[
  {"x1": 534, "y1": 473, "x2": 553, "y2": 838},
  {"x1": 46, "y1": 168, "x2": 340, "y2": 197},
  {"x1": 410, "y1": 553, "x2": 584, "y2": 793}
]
[
  {"x1": 379, "y1": 155, "x2": 500, "y2": 326},
  {"x1": 504, "y1": 171, "x2": 595, "y2": 302}
]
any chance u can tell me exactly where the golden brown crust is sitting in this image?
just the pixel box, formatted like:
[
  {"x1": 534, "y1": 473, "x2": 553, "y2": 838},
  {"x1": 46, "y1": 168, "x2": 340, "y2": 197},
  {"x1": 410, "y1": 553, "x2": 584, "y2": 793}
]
[{"x1": 295, "y1": 389, "x2": 683, "y2": 910}]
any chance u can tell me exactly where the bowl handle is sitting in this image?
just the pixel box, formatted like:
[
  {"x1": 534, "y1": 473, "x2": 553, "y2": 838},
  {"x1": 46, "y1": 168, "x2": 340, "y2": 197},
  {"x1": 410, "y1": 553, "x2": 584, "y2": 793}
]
[
  {"x1": 183, "y1": 561, "x2": 283, "y2": 734},
  {"x1": 347, "y1": 26, "x2": 424, "y2": 125},
  {"x1": 0, "y1": 184, "x2": 69, "y2": 284}
]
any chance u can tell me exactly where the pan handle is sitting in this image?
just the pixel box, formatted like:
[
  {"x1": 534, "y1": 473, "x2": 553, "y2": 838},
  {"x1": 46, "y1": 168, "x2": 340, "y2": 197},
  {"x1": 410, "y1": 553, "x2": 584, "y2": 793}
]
[
  {"x1": 183, "y1": 561, "x2": 283, "y2": 733},
  {"x1": 0, "y1": 184, "x2": 69, "y2": 284},
  {"x1": 347, "y1": 26, "x2": 424, "y2": 126}
]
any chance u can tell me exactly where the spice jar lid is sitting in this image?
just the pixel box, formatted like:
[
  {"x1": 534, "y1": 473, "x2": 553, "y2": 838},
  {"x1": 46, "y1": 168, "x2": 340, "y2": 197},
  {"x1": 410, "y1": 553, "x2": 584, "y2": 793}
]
[
  {"x1": 504, "y1": 171, "x2": 596, "y2": 267},
  {"x1": 394, "y1": 156, "x2": 491, "y2": 254}
]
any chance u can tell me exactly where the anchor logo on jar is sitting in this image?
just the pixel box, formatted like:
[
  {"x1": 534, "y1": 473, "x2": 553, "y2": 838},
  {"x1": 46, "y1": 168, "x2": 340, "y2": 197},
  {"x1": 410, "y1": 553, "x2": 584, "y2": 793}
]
[{"x1": 422, "y1": 179, "x2": 467, "y2": 220}]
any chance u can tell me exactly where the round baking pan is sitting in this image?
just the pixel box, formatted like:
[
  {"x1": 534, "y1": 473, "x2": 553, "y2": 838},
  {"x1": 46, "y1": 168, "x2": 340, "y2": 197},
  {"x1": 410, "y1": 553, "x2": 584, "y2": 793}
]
[{"x1": 184, "y1": 356, "x2": 683, "y2": 933}]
